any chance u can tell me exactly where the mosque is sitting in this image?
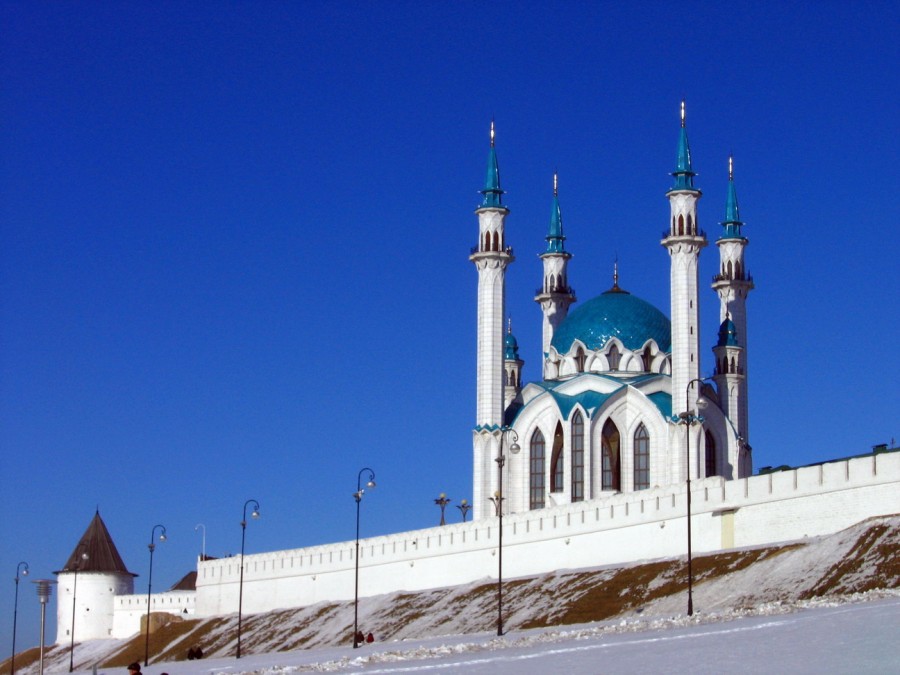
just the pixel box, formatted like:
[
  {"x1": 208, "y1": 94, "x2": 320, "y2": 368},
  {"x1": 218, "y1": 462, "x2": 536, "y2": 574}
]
[
  {"x1": 50, "y1": 107, "x2": 898, "y2": 647},
  {"x1": 471, "y1": 105, "x2": 752, "y2": 520}
]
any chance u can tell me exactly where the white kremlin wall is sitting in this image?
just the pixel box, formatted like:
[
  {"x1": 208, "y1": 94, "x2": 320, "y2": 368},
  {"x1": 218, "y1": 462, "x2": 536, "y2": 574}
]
[
  {"x1": 112, "y1": 590, "x2": 196, "y2": 638},
  {"x1": 108, "y1": 451, "x2": 899, "y2": 638}
]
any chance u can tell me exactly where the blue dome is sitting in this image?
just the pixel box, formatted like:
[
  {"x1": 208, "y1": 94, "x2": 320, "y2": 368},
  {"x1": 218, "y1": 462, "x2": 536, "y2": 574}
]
[{"x1": 551, "y1": 289, "x2": 671, "y2": 354}]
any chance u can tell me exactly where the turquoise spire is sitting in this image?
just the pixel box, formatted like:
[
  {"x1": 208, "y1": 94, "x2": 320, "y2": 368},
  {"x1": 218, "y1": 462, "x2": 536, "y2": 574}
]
[
  {"x1": 671, "y1": 100, "x2": 697, "y2": 191},
  {"x1": 545, "y1": 172, "x2": 566, "y2": 253},
  {"x1": 717, "y1": 314, "x2": 740, "y2": 347},
  {"x1": 504, "y1": 318, "x2": 520, "y2": 360},
  {"x1": 719, "y1": 156, "x2": 746, "y2": 240},
  {"x1": 480, "y1": 121, "x2": 505, "y2": 209}
]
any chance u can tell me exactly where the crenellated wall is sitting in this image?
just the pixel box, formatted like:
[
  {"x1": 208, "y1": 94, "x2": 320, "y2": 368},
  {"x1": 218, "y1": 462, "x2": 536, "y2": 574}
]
[
  {"x1": 112, "y1": 590, "x2": 196, "y2": 638},
  {"x1": 187, "y1": 451, "x2": 898, "y2": 624},
  {"x1": 102, "y1": 452, "x2": 898, "y2": 638}
]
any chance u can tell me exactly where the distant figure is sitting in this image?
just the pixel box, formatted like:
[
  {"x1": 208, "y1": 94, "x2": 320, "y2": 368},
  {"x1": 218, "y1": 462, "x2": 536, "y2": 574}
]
[
  {"x1": 355, "y1": 630, "x2": 365, "y2": 646},
  {"x1": 187, "y1": 645, "x2": 204, "y2": 660},
  {"x1": 366, "y1": 632, "x2": 374, "y2": 643},
  {"x1": 127, "y1": 663, "x2": 141, "y2": 674}
]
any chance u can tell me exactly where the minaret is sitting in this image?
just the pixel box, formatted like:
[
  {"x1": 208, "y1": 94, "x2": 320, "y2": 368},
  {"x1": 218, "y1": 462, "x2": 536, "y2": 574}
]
[
  {"x1": 470, "y1": 122, "x2": 514, "y2": 519},
  {"x1": 535, "y1": 173, "x2": 576, "y2": 376},
  {"x1": 504, "y1": 318, "x2": 524, "y2": 409},
  {"x1": 712, "y1": 156, "x2": 753, "y2": 442},
  {"x1": 662, "y1": 101, "x2": 707, "y2": 425},
  {"x1": 712, "y1": 314, "x2": 745, "y2": 450}
]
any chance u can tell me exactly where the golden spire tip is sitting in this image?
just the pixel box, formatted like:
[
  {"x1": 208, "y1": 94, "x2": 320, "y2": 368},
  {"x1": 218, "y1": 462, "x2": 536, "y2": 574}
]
[
  {"x1": 729, "y1": 155, "x2": 734, "y2": 180},
  {"x1": 553, "y1": 171, "x2": 558, "y2": 197},
  {"x1": 490, "y1": 119, "x2": 495, "y2": 148},
  {"x1": 680, "y1": 100, "x2": 686, "y2": 128}
]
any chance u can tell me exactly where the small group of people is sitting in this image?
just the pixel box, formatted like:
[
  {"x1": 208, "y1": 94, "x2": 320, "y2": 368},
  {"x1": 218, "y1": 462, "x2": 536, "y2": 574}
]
[
  {"x1": 354, "y1": 630, "x2": 375, "y2": 645},
  {"x1": 187, "y1": 645, "x2": 204, "y2": 660},
  {"x1": 128, "y1": 663, "x2": 168, "y2": 675}
]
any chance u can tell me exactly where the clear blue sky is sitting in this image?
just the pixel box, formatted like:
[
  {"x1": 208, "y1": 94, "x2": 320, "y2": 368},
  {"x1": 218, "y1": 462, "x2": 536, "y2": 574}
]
[{"x1": 2, "y1": 1, "x2": 898, "y2": 652}]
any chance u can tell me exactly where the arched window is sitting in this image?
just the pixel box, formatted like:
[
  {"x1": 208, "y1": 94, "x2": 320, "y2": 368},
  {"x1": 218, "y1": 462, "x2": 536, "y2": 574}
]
[
  {"x1": 634, "y1": 424, "x2": 650, "y2": 490},
  {"x1": 601, "y1": 419, "x2": 621, "y2": 491},
  {"x1": 705, "y1": 431, "x2": 717, "y2": 477},
  {"x1": 607, "y1": 344, "x2": 621, "y2": 371},
  {"x1": 678, "y1": 214, "x2": 685, "y2": 235},
  {"x1": 571, "y1": 412, "x2": 584, "y2": 502},
  {"x1": 575, "y1": 347, "x2": 586, "y2": 373},
  {"x1": 687, "y1": 214, "x2": 694, "y2": 235},
  {"x1": 727, "y1": 260, "x2": 733, "y2": 279},
  {"x1": 530, "y1": 429, "x2": 545, "y2": 509},
  {"x1": 492, "y1": 231, "x2": 500, "y2": 251},
  {"x1": 642, "y1": 346, "x2": 653, "y2": 372},
  {"x1": 550, "y1": 423, "x2": 564, "y2": 493}
]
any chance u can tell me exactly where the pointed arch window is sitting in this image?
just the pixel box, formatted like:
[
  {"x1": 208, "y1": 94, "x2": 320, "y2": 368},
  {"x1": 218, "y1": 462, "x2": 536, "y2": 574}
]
[
  {"x1": 678, "y1": 214, "x2": 685, "y2": 236},
  {"x1": 601, "y1": 419, "x2": 621, "y2": 491},
  {"x1": 642, "y1": 346, "x2": 653, "y2": 372},
  {"x1": 492, "y1": 231, "x2": 500, "y2": 252},
  {"x1": 550, "y1": 423, "x2": 564, "y2": 493},
  {"x1": 607, "y1": 344, "x2": 621, "y2": 371},
  {"x1": 572, "y1": 412, "x2": 584, "y2": 502},
  {"x1": 687, "y1": 214, "x2": 694, "y2": 235},
  {"x1": 530, "y1": 429, "x2": 546, "y2": 509},
  {"x1": 705, "y1": 430, "x2": 717, "y2": 477},
  {"x1": 634, "y1": 424, "x2": 650, "y2": 490},
  {"x1": 575, "y1": 347, "x2": 586, "y2": 373}
]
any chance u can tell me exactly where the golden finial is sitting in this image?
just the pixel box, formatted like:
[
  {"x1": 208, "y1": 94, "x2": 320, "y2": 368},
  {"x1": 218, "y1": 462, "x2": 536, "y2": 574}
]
[
  {"x1": 613, "y1": 256, "x2": 619, "y2": 288},
  {"x1": 728, "y1": 154, "x2": 734, "y2": 180},
  {"x1": 553, "y1": 171, "x2": 558, "y2": 198},
  {"x1": 680, "y1": 100, "x2": 686, "y2": 128},
  {"x1": 507, "y1": 317, "x2": 512, "y2": 334},
  {"x1": 490, "y1": 119, "x2": 495, "y2": 148}
]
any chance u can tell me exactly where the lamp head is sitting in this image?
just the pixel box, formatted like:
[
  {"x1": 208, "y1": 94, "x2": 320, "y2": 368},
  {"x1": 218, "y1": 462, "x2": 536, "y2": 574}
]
[
  {"x1": 697, "y1": 396, "x2": 708, "y2": 410},
  {"x1": 22, "y1": 567, "x2": 29, "y2": 577},
  {"x1": 159, "y1": 532, "x2": 167, "y2": 542},
  {"x1": 251, "y1": 508, "x2": 260, "y2": 520},
  {"x1": 509, "y1": 441, "x2": 521, "y2": 454},
  {"x1": 366, "y1": 479, "x2": 376, "y2": 489}
]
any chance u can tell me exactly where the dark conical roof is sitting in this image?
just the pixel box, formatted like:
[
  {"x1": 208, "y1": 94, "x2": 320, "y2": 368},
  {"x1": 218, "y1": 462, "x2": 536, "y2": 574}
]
[{"x1": 55, "y1": 510, "x2": 136, "y2": 576}]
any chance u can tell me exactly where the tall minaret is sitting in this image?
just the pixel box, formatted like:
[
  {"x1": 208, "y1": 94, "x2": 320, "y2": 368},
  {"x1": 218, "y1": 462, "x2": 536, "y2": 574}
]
[
  {"x1": 470, "y1": 122, "x2": 514, "y2": 519},
  {"x1": 662, "y1": 101, "x2": 707, "y2": 423},
  {"x1": 712, "y1": 157, "x2": 753, "y2": 442},
  {"x1": 535, "y1": 173, "x2": 576, "y2": 375}
]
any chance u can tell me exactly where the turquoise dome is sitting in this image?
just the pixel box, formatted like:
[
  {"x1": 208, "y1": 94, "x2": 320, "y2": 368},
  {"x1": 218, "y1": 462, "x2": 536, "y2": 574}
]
[{"x1": 551, "y1": 289, "x2": 671, "y2": 354}]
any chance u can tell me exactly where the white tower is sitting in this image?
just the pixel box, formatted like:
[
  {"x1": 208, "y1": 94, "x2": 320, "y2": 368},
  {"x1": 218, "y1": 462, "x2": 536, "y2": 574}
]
[
  {"x1": 55, "y1": 511, "x2": 136, "y2": 643},
  {"x1": 661, "y1": 102, "x2": 707, "y2": 479},
  {"x1": 712, "y1": 157, "x2": 753, "y2": 445},
  {"x1": 470, "y1": 123, "x2": 514, "y2": 520},
  {"x1": 535, "y1": 173, "x2": 576, "y2": 376}
]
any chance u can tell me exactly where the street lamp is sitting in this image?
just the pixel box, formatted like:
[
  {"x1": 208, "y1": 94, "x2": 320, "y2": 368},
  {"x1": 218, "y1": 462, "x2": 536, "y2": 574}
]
[
  {"x1": 434, "y1": 493, "x2": 451, "y2": 525},
  {"x1": 68, "y1": 549, "x2": 89, "y2": 672},
  {"x1": 678, "y1": 376, "x2": 712, "y2": 617},
  {"x1": 353, "y1": 467, "x2": 376, "y2": 648},
  {"x1": 488, "y1": 427, "x2": 519, "y2": 636},
  {"x1": 456, "y1": 499, "x2": 472, "y2": 522},
  {"x1": 236, "y1": 499, "x2": 260, "y2": 659},
  {"x1": 195, "y1": 523, "x2": 206, "y2": 560},
  {"x1": 10, "y1": 561, "x2": 29, "y2": 674},
  {"x1": 32, "y1": 579, "x2": 56, "y2": 675},
  {"x1": 144, "y1": 524, "x2": 167, "y2": 666}
]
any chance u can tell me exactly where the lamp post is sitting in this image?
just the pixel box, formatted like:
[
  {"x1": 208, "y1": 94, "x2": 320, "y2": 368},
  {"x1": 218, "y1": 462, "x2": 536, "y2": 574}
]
[
  {"x1": 353, "y1": 467, "x2": 376, "y2": 648},
  {"x1": 456, "y1": 499, "x2": 472, "y2": 522},
  {"x1": 236, "y1": 499, "x2": 260, "y2": 659},
  {"x1": 679, "y1": 376, "x2": 712, "y2": 617},
  {"x1": 434, "y1": 493, "x2": 451, "y2": 525},
  {"x1": 32, "y1": 579, "x2": 56, "y2": 675},
  {"x1": 68, "y1": 549, "x2": 89, "y2": 672},
  {"x1": 488, "y1": 428, "x2": 519, "y2": 637},
  {"x1": 144, "y1": 524, "x2": 167, "y2": 666},
  {"x1": 10, "y1": 561, "x2": 29, "y2": 674},
  {"x1": 195, "y1": 523, "x2": 206, "y2": 560}
]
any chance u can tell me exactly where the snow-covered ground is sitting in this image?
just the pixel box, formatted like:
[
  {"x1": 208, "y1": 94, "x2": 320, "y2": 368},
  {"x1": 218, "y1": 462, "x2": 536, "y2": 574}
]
[{"x1": 66, "y1": 593, "x2": 900, "y2": 674}]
